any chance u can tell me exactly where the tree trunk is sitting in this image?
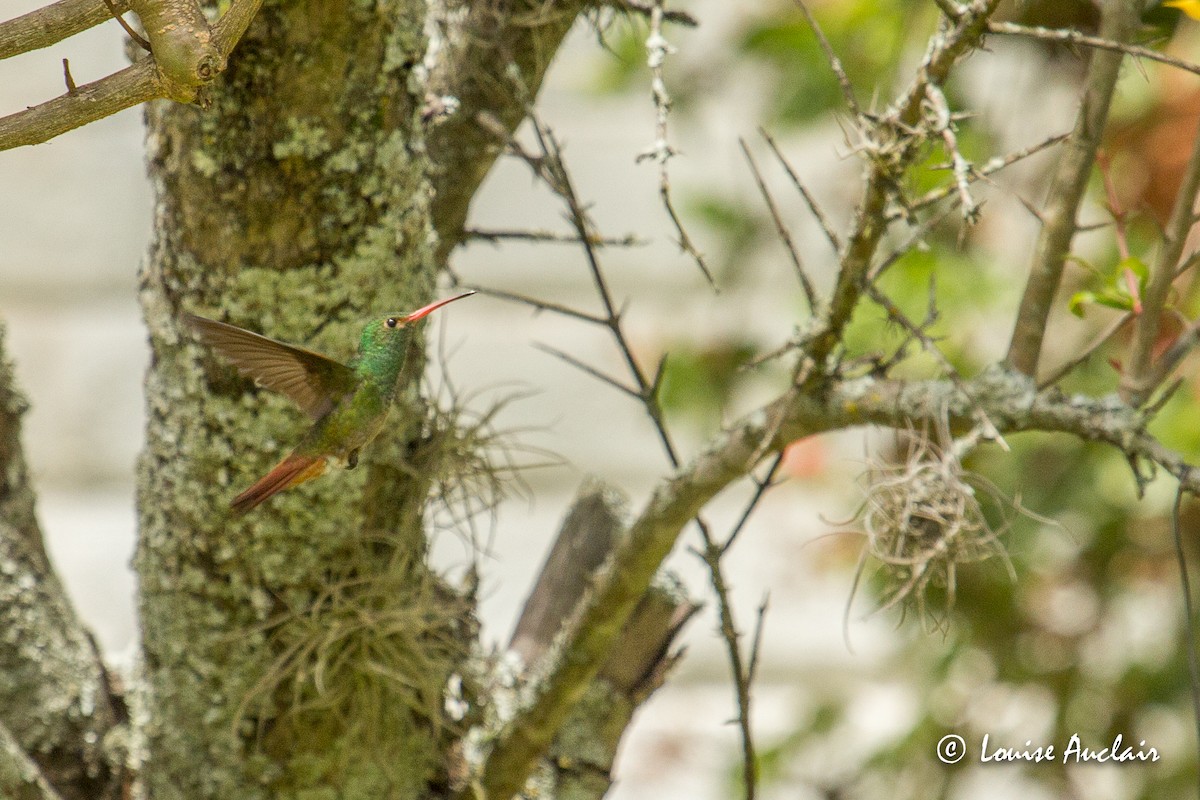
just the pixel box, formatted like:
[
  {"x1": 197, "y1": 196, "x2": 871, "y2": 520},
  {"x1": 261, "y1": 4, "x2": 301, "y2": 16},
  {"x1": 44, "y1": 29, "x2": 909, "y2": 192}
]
[
  {"x1": 0, "y1": 323, "x2": 122, "y2": 800},
  {"x1": 134, "y1": 1, "x2": 466, "y2": 796}
]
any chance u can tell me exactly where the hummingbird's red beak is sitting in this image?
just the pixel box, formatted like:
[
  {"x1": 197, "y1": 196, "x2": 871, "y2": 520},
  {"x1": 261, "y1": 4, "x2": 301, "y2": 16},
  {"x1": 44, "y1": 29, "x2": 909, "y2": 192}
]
[{"x1": 402, "y1": 290, "x2": 476, "y2": 323}]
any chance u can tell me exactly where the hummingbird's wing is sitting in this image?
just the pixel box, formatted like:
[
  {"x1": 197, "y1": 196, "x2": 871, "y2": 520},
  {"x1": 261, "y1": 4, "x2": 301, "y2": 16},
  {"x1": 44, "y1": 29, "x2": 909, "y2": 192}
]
[{"x1": 185, "y1": 314, "x2": 358, "y2": 419}]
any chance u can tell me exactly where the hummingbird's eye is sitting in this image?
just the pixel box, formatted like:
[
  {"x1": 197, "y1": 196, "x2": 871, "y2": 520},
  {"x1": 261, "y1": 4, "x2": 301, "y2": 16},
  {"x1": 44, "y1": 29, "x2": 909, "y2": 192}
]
[{"x1": 385, "y1": 317, "x2": 399, "y2": 329}]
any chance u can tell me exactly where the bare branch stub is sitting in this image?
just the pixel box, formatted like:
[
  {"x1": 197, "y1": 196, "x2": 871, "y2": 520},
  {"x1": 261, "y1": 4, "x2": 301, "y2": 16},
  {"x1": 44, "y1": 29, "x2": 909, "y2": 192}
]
[
  {"x1": 510, "y1": 482, "x2": 629, "y2": 667},
  {"x1": 61, "y1": 58, "x2": 77, "y2": 94}
]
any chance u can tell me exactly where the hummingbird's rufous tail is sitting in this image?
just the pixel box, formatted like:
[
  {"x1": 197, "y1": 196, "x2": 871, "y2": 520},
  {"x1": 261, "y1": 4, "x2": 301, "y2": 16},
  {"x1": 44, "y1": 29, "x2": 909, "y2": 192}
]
[{"x1": 231, "y1": 453, "x2": 327, "y2": 512}]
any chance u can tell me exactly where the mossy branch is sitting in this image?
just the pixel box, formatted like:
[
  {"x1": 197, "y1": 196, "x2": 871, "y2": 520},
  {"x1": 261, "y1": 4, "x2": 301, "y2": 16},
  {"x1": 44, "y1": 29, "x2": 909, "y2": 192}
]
[
  {"x1": 0, "y1": 0, "x2": 263, "y2": 150},
  {"x1": 506, "y1": 482, "x2": 698, "y2": 799}
]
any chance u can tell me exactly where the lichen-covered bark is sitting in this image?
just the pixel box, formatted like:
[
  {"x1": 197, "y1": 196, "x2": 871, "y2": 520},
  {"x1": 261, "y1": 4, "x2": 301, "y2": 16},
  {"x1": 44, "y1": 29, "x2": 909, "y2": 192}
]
[
  {"x1": 0, "y1": 324, "x2": 122, "y2": 800},
  {"x1": 134, "y1": 1, "x2": 469, "y2": 797}
]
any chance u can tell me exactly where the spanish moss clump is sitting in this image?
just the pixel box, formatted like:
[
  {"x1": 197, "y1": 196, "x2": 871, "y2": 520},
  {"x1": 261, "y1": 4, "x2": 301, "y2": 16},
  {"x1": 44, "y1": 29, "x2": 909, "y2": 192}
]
[
  {"x1": 237, "y1": 548, "x2": 474, "y2": 793},
  {"x1": 851, "y1": 429, "x2": 1016, "y2": 632}
]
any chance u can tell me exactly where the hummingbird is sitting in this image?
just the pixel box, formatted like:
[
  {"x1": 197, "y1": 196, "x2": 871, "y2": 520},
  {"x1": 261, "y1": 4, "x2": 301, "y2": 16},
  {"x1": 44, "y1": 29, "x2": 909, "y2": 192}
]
[{"x1": 186, "y1": 291, "x2": 475, "y2": 512}]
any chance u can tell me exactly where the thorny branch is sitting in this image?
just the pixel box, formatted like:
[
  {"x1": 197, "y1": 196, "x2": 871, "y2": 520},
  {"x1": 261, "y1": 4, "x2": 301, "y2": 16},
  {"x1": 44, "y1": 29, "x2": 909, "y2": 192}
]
[
  {"x1": 804, "y1": 0, "x2": 1003, "y2": 371},
  {"x1": 548, "y1": 113, "x2": 769, "y2": 799},
  {"x1": 895, "y1": 131, "x2": 1070, "y2": 221},
  {"x1": 637, "y1": 0, "x2": 716, "y2": 288},
  {"x1": 468, "y1": 355, "x2": 1200, "y2": 799}
]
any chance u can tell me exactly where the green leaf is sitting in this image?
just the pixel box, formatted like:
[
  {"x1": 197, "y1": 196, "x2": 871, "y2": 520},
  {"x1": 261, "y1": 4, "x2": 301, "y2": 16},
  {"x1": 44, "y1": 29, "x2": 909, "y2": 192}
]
[
  {"x1": 1069, "y1": 291, "x2": 1097, "y2": 317},
  {"x1": 1118, "y1": 254, "x2": 1148, "y2": 281}
]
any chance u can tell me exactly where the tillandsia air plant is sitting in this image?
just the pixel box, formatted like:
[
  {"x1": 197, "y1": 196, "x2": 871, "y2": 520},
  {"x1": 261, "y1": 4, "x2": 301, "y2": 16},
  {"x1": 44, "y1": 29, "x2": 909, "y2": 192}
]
[{"x1": 848, "y1": 423, "x2": 1024, "y2": 635}]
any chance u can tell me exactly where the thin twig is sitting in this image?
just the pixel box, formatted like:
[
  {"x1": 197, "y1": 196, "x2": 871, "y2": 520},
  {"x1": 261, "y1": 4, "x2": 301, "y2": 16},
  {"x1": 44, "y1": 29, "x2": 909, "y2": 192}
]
[
  {"x1": 1142, "y1": 316, "x2": 1200, "y2": 393},
  {"x1": 102, "y1": 0, "x2": 150, "y2": 50},
  {"x1": 532, "y1": 342, "x2": 641, "y2": 400},
  {"x1": 465, "y1": 226, "x2": 645, "y2": 247},
  {"x1": 636, "y1": 0, "x2": 717, "y2": 288},
  {"x1": 524, "y1": 107, "x2": 771, "y2": 800},
  {"x1": 1037, "y1": 311, "x2": 1133, "y2": 389},
  {"x1": 740, "y1": 138, "x2": 819, "y2": 311},
  {"x1": 898, "y1": 131, "x2": 1069, "y2": 219},
  {"x1": 695, "y1": 530, "x2": 759, "y2": 800},
  {"x1": 793, "y1": 0, "x2": 860, "y2": 117},
  {"x1": 746, "y1": 594, "x2": 769, "y2": 686},
  {"x1": 989, "y1": 20, "x2": 1200, "y2": 80},
  {"x1": 462, "y1": 284, "x2": 607, "y2": 325},
  {"x1": 864, "y1": 282, "x2": 1002, "y2": 446},
  {"x1": 868, "y1": 202, "x2": 960, "y2": 284},
  {"x1": 529, "y1": 114, "x2": 682, "y2": 463},
  {"x1": 722, "y1": 452, "x2": 786, "y2": 556},
  {"x1": 760, "y1": 127, "x2": 842, "y2": 257}
]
